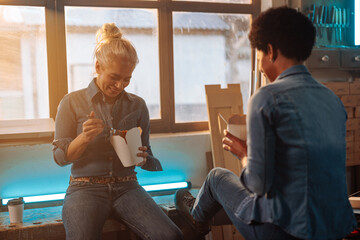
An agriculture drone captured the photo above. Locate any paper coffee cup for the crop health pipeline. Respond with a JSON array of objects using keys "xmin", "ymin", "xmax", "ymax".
[
  {"xmin": 7, "ymin": 197, "xmax": 24, "ymax": 224},
  {"xmin": 227, "ymin": 124, "xmax": 246, "ymax": 141},
  {"xmin": 227, "ymin": 114, "xmax": 247, "ymax": 141}
]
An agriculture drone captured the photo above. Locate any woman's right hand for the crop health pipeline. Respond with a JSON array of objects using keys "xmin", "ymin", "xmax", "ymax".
[
  {"xmin": 82, "ymin": 111, "xmax": 104, "ymax": 143},
  {"xmin": 66, "ymin": 111, "xmax": 104, "ymax": 161}
]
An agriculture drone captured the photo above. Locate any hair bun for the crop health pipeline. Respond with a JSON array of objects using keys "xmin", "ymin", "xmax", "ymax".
[
  {"xmin": 95, "ymin": 22, "xmax": 139, "ymax": 68},
  {"xmin": 101, "ymin": 23, "xmax": 123, "ymax": 41}
]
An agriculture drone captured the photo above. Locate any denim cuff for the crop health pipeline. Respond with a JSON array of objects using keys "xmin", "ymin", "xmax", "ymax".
[
  {"xmin": 52, "ymin": 137, "xmax": 73, "ymax": 166},
  {"xmin": 141, "ymin": 154, "xmax": 163, "ymax": 171}
]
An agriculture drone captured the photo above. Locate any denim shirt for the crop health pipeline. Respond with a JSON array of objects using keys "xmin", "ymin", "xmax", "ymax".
[
  {"xmin": 235, "ymin": 65, "xmax": 356, "ymax": 239},
  {"xmin": 53, "ymin": 79, "xmax": 162, "ymax": 177}
]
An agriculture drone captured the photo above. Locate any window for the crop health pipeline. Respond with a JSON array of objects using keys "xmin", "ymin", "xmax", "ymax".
[
  {"xmin": 0, "ymin": 0, "xmax": 260, "ymax": 133},
  {"xmin": 65, "ymin": 7, "xmax": 161, "ymax": 119},
  {"xmin": 0, "ymin": 5, "xmax": 48, "ymax": 120},
  {"xmin": 173, "ymin": 12, "xmax": 251, "ymax": 122}
]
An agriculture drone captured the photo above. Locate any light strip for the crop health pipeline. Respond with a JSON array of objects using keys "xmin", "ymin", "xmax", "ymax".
[
  {"xmin": 2, "ymin": 193, "xmax": 66, "ymax": 205},
  {"xmin": 142, "ymin": 181, "xmax": 189, "ymax": 192},
  {"xmin": 1, "ymin": 181, "xmax": 189, "ymax": 205},
  {"xmin": 356, "ymin": 0, "xmax": 360, "ymax": 45}
]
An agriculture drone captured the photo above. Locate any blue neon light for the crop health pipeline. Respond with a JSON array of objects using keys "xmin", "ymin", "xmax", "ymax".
[
  {"xmin": 1, "ymin": 181, "xmax": 189, "ymax": 205},
  {"xmin": 142, "ymin": 181, "xmax": 189, "ymax": 192},
  {"xmin": 356, "ymin": 0, "xmax": 360, "ymax": 45},
  {"xmin": 2, "ymin": 193, "xmax": 66, "ymax": 205}
]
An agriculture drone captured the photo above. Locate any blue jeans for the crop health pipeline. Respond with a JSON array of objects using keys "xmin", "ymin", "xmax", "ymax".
[
  {"xmin": 62, "ymin": 181, "xmax": 183, "ymax": 240},
  {"xmin": 192, "ymin": 168, "xmax": 302, "ymax": 240}
]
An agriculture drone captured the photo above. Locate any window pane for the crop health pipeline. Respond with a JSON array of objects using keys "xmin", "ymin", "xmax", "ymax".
[
  {"xmin": 0, "ymin": 6, "xmax": 48, "ymax": 120},
  {"xmin": 173, "ymin": 12, "xmax": 251, "ymax": 123},
  {"xmin": 65, "ymin": 7, "xmax": 161, "ymax": 119}
]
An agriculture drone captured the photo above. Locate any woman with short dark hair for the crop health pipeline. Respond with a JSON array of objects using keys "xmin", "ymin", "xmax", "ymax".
[{"xmin": 175, "ymin": 7, "xmax": 357, "ymax": 240}]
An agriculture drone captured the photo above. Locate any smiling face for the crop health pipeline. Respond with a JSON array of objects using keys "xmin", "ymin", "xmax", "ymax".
[{"xmin": 95, "ymin": 57, "xmax": 135, "ymax": 103}]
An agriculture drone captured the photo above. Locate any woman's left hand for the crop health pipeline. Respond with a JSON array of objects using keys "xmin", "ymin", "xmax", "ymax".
[
  {"xmin": 136, "ymin": 146, "xmax": 148, "ymax": 166},
  {"xmin": 222, "ymin": 130, "xmax": 247, "ymax": 160}
]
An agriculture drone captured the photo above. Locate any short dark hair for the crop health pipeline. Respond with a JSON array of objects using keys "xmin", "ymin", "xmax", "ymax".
[{"xmin": 248, "ymin": 7, "xmax": 316, "ymax": 61}]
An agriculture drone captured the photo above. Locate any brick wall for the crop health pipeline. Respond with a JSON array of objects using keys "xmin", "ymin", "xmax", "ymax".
[{"xmin": 323, "ymin": 78, "xmax": 360, "ymax": 166}]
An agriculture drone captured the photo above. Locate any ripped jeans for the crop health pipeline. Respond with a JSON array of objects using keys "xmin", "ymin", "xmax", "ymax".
[{"xmin": 62, "ymin": 181, "xmax": 183, "ymax": 240}]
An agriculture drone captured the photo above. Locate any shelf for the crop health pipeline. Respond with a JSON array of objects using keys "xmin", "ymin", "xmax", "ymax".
[{"xmin": 0, "ymin": 119, "xmax": 55, "ymax": 146}]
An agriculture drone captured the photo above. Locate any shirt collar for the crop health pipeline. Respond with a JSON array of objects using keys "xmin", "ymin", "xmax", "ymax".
[
  {"xmin": 276, "ymin": 64, "xmax": 310, "ymax": 81},
  {"xmin": 87, "ymin": 78, "xmax": 134, "ymax": 102}
]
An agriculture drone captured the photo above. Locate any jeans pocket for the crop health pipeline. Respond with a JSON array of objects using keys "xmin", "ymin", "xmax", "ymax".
[{"xmin": 66, "ymin": 181, "xmax": 91, "ymax": 196}]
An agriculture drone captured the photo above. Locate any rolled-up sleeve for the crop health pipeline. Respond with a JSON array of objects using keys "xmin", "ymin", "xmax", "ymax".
[
  {"xmin": 240, "ymin": 88, "xmax": 276, "ymax": 196},
  {"xmin": 138, "ymin": 100, "xmax": 162, "ymax": 171},
  {"xmin": 52, "ymin": 95, "xmax": 76, "ymax": 166}
]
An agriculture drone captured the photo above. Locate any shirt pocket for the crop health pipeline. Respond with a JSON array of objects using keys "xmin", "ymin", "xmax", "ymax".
[{"xmin": 117, "ymin": 110, "xmax": 141, "ymax": 130}]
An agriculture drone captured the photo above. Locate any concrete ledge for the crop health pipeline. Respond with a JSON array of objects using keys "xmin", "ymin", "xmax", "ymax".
[
  {"xmin": 0, "ymin": 189, "xmax": 232, "ymax": 240},
  {"xmin": 0, "ymin": 190, "xmax": 191, "ymax": 240},
  {"xmin": 0, "ymin": 205, "xmax": 133, "ymax": 240}
]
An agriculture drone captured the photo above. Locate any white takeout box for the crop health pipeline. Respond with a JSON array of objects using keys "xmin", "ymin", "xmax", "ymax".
[{"xmin": 110, "ymin": 127, "xmax": 143, "ymax": 167}]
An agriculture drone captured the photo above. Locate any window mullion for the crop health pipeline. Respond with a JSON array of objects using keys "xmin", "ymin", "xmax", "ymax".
[
  {"xmin": 249, "ymin": 0, "xmax": 261, "ymax": 96},
  {"xmin": 156, "ymin": 0, "xmax": 174, "ymax": 132},
  {"xmin": 169, "ymin": 1, "xmax": 256, "ymax": 14},
  {"xmin": 45, "ymin": 0, "xmax": 68, "ymax": 119},
  {"xmin": 0, "ymin": 0, "xmax": 46, "ymax": 7},
  {"xmin": 64, "ymin": 0, "xmax": 161, "ymax": 8}
]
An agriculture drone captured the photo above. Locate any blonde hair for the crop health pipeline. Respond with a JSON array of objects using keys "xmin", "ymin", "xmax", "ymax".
[{"xmin": 95, "ymin": 23, "xmax": 139, "ymax": 68}]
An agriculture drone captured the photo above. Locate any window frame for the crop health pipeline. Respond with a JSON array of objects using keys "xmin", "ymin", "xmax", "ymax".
[{"xmin": 0, "ymin": 0, "xmax": 260, "ymax": 135}]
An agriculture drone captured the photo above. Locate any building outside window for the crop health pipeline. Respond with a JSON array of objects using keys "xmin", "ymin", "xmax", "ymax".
[
  {"xmin": 0, "ymin": 6, "xmax": 48, "ymax": 120},
  {"xmin": 173, "ymin": 12, "xmax": 251, "ymax": 122}
]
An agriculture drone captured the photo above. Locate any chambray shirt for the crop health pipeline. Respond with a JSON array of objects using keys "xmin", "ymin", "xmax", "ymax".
[
  {"xmin": 236, "ymin": 65, "xmax": 357, "ymax": 239},
  {"xmin": 53, "ymin": 79, "xmax": 162, "ymax": 177}
]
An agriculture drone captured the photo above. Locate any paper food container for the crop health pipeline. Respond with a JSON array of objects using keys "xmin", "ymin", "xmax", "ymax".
[{"xmin": 110, "ymin": 127, "xmax": 143, "ymax": 167}]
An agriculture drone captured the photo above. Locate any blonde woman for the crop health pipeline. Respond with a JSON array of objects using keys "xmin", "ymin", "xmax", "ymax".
[{"xmin": 53, "ymin": 23, "xmax": 183, "ymax": 240}]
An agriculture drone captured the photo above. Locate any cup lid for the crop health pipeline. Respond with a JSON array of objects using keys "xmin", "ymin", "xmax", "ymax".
[{"xmin": 7, "ymin": 197, "xmax": 24, "ymax": 206}]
